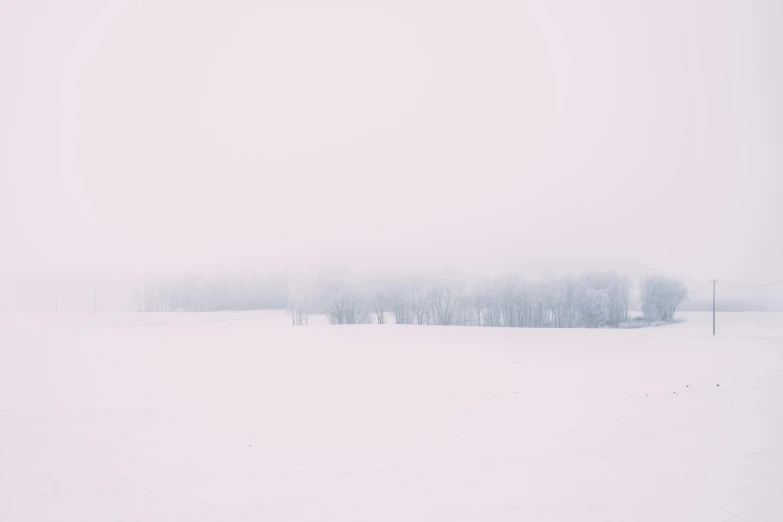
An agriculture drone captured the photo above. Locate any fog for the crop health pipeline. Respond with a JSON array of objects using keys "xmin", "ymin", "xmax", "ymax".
[
  {"xmin": 3, "ymin": 5, "xmax": 783, "ymax": 519},
  {"xmin": 2, "ymin": 0, "xmax": 781, "ymax": 308}
]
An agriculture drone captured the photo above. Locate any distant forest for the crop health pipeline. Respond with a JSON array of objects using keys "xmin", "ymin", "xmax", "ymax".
[
  {"xmin": 678, "ymin": 299, "xmax": 769, "ymax": 312},
  {"xmin": 135, "ymin": 276, "xmax": 289, "ymax": 312},
  {"xmin": 137, "ymin": 272, "xmax": 688, "ymax": 329}
]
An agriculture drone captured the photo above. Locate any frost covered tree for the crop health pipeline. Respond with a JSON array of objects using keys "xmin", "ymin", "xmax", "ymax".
[
  {"xmin": 572, "ymin": 272, "xmax": 629, "ymax": 327},
  {"xmin": 581, "ymin": 289, "xmax": 611, "ymax": 327},
  {"xmin": 640, "ymin": 276, "xmax": 688, "ymax": 322}
]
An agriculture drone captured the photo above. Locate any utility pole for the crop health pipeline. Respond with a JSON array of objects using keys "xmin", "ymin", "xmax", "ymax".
[{"xmin": 710, "ymin": 279, "xmax": 718, "ymax": 335}]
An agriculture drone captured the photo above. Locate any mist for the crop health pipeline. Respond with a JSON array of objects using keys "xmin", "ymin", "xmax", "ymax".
[
  {"xmin": 2, "ymin": 0, "xmax": 781, "ymax": 307},
  {"xmin": 4, "ymin": 4, "xmax": 783, "ymax": 520}
]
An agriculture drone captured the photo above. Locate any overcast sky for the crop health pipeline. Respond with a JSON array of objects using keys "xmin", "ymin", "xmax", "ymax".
[{"xmin": 1, "ymin": 0, "xmax": 781, "ymax": 296}]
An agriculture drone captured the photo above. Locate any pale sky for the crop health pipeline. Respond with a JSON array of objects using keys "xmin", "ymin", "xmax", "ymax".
[{"xmin": 1, "ymin": 0, "xmax": 781, "ymax": 297}]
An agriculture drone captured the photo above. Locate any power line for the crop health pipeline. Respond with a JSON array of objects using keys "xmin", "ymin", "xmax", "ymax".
[
  {"xmin": 719, "ymin": 280, "xmax": 783, "ymax": 288},
  {"xmin": 710, "ymin": 277, "xmax": 782, "ymax": 337}
]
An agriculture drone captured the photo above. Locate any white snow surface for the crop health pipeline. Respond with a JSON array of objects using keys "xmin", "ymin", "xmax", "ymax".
[{"xmin": 1, "ymin": 311, "xmax": 781, "ymax": 521}]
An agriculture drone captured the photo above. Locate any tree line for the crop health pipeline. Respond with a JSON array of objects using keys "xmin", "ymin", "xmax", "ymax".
[
  {"xmin": 136, "ymin": 271, "xmax": 687, "ymax": 328},
  {"xmin": 134, "ymin": 275, "xmax": 288, "ymax": 312},
  {"xmin": 295, "ymin": 272, "xmax": 687, "ymax": 328}
]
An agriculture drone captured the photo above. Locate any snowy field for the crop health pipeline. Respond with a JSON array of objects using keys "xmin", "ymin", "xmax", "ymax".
[{"xmin": 1, "ymin": 311, "xmax": 781, "ymax": 521}]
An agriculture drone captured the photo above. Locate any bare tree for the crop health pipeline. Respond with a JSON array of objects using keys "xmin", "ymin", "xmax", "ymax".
[
  {"xmin": 372, "ymin": 292, "xmax": 387, "ymax": 324},
  {"xmin": 291, "ymin": 306, "xmax": 307, "ymax": 326},
  {"xmin": 391, "ymin": 290, "xmax": 412, "ymax": 324},
  {"xmin": 327, "ymin": 292, "xmax": 368, "ymax": 325},
  {"xmin": 477, "ymin": 279, "xmax": 501, "ymax": 327},
  {"xmin": 412, "ymin": 287, "xmax": 430, "ymax": 325},
  {"xmin": 427, "ymin": 285, "xmax": 463, "ymax": 326}
]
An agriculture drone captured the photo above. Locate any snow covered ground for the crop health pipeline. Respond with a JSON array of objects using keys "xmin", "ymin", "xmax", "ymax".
[{"xmin": 1, "ymin": 311, "xmax": 781, "ymax": 521}]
